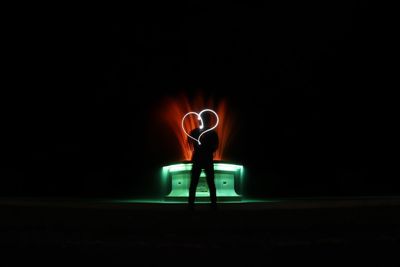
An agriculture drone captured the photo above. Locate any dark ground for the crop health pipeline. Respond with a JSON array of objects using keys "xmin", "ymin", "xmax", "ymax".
[{"xmin": 1, "ymin": 197, "xmax": 399, "ymax": 266}]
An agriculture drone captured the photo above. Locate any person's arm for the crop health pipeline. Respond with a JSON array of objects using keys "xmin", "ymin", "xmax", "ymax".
[
  {"xmin": 188, "ymin": 128, "xmax": 198, "ymax": 151},
  {"xmin": 188, "ymin": 135, "xmax": 194, "ymax": 151}
]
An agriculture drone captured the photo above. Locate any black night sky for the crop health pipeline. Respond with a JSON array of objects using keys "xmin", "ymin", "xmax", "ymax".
[{"xmin": 3, "ymin": 2, "xmax": 393, "ymax": 198}]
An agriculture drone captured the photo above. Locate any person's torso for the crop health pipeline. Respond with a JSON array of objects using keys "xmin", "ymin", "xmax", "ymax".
[{"xmin": 190, "ymin": 129, "xmax": 218, "ymax": 162}]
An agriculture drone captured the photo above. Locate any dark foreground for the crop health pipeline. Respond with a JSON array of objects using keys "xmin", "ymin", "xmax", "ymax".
[{"xmin": 1, "ymin": 197, "xmax": 400, "ymax": 266}]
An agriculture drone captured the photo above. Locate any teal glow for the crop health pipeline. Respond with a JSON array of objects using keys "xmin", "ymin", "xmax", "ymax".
[
  {"xmin": 161, "ymin": 162, "xmax": 245, "ymax": 201},
  {"xmin": 110, "ymin": 198, "xmax": 276, "ymax": 204},
  {"xmin": 164, "ymin": 164, "xmax": 193, "ymax": 172},
  {"xmin": 214, "ymin": 163, "xmax": 243, "ymax": 172},
  {"xmin": 162, "ymin": 163, "xmax": 243, "ymax": 173}
]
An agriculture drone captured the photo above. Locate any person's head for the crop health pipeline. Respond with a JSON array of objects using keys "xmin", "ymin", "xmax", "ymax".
[{"xmin": 200, "ymin": 112, "xmax": 214, "ymax": 128}]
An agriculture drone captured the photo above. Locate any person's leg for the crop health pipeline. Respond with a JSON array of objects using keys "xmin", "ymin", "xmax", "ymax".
[
  {"xmin": 189, "ymin": 164, "xmax": 201, "ymax": 208},
  {"xmin": 204, "ymin": 163, "xmax": 217, "ymax": 207}
]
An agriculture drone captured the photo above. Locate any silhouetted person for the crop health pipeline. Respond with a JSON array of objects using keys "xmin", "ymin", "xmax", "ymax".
[{"xmin": 187, "ymin": 112, "xmax": 219, "ymax": 210}]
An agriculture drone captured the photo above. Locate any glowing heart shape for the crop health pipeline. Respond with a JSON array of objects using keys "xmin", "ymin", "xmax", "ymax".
[{"xmin": 181, "ymin": 109, "xmax": 219, "ymax": 145}]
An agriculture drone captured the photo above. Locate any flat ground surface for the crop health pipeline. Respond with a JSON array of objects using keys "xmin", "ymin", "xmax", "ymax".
[{"xmin": 1, "ymin": 197, "xmax": 400, "ymax": 266}]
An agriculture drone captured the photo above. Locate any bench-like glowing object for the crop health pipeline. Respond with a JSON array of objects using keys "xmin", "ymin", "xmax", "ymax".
[{"xmin": 161, "ymin": 162, "xmax": 244, "ymax": 201}]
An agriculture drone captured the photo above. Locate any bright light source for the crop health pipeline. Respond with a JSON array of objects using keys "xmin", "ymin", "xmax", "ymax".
[{"xmin": 161, "ymin": 162, "xmax": 244, "ymax": 201}]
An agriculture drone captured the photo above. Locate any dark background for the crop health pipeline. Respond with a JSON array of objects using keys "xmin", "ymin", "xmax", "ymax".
[{"xmin": 3, "ymin": 2, "xmax": 393, "ymax": 198}]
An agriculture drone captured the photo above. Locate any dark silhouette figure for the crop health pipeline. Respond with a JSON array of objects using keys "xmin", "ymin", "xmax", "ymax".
[{"xmin": 187, "ymin": 113, "xmax": 219, "ymax": 210}]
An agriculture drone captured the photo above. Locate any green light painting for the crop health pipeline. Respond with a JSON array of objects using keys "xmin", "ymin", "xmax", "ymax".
[{"xmin": 161, "ymin": 162, "xmax": 244, "ymax": 201}]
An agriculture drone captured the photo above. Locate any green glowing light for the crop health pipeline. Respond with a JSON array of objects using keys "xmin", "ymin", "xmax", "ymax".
[
  {"xmin": 162, "ymin": 163, "xmax": 243, "ymax": 173},
  {"xmin": 161, "ymin": 162, "xmax": 245, "ymax": 201}
]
